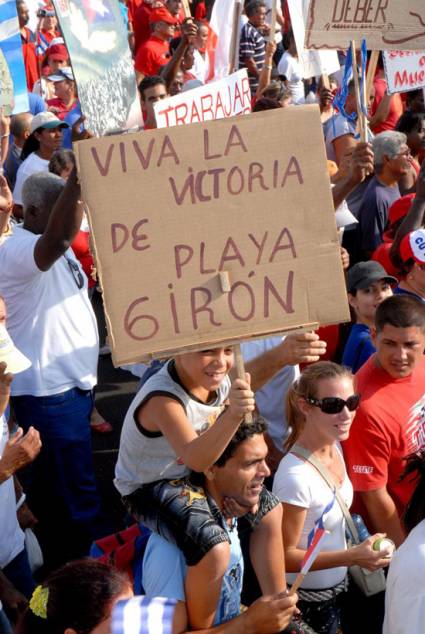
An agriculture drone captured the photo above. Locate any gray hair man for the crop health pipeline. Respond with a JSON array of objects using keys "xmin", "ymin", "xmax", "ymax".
[{"xmin": 357, "ymin": 131, "xmax": 411, "ymax": 257}]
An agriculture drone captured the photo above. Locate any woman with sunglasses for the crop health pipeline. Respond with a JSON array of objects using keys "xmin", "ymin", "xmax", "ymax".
[{"xmin": 273, "ymin": 361, "xmax": 389, "ymax": 634}]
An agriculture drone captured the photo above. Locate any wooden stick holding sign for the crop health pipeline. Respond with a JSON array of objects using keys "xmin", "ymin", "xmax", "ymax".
[
  {"xmin": 267, "ymin": 0, "xmax": 277, "ymax": 43},
  {"xmin": 351, "ymin": 41, "xmax": 367, "ymax": 143},
  {"xmin": 229, "ymin": 0, "xmax": 243, "ymax": 74},
  {"xmin": 366, "ymin": 50, "xmax": 379, "ymax": 106},
  {"xmin": 181, "ymin": 0, "xmax": 191, "ymax": 19},
  {"xmin": 219, "ymin": 271, "xmax": 253, "ymax": 424}
]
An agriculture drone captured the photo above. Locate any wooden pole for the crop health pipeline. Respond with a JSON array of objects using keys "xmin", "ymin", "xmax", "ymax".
[
  {"xmin": 365, "ymin": 50, "xmax": 379, "ymax": 106},
  {"xmin": 350, "ymin": 40, "xmax": 366, "ymax": 143},
  {"xmin": 233, "ymin": 344, "xmax": 253, "ymax": 424},
  {"xmin": 228, "ymin": 0, "xmax": 242, "ymax": 74},
  {"xmin": 268, "ymin": 0, "xmax": 277, "ymax": 43},
  {"xmin": 218, "ymin": 271, "xmax": 253, "ymax": 424},
  {"xmin": 320, "ymin": 74, "xmax": 330, "ymax": 90},
  {"xmin": 181, "ymin": 0, "xmax": 191, "ymax": 19}
]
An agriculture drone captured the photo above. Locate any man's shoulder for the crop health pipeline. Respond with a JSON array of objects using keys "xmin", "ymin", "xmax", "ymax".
[{"xmin": 142, "ymin": 533, "xmax": 186, "ymax": 601}]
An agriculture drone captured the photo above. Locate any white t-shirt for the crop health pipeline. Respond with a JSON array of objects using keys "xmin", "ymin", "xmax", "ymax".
[
  {"xmin": 192, "ymin": 49, "xmax": 209, "ymax": 83},
  {"xmin": 241, "ymin": 337, "xmax": 298, "ymax": 450},
  {"xmin": 0, "ymin": 414, "xmax": 25, "ymax": 568},
  {"xmin": 277, "ymin": 51, "xmax": 305, "ymax": 105},
  {"xmin": 273, "ymin": 447, "xmax": 353, "ymax": 589},
  {"xmin": 0, "ymin": 226, "xmax": 99, "ymax": 396},
  {"xmin": 13, "ymin": 153, "xmax": 49, "ymax": 206},
  {"xmin": 384, "ymin": 520, "xmax": 425, "ymax": 634}
]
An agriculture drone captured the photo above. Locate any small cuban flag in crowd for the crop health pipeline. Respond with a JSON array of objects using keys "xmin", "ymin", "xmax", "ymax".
[
  {"xmin": 112, "ymin": 596, "xmax": 177, "ymax": 634},
  {"xmin": 300, "ymin": 493, "xmax": 336, "ymax": 576}
]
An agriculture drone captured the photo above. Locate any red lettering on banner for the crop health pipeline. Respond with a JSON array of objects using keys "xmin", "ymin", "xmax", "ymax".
[
  {"xmin": 200, "ymin": 93, "xmax": 214, "ymax": 120},
  {"xmin": 91, "ymin": 144, "xmax": 114, "ymax": 176},
  {"xmin": 175, "ymin": 103, "xmax": 188, "ymax": 125},
  {"xmin": 190, "ymin": 100, "xmax": 201, "ymax": 124}
]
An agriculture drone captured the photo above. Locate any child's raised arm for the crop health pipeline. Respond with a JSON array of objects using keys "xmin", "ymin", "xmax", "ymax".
[{"xmin": 139, "ymin": 375, "xmax": 255, "ymax": 472}]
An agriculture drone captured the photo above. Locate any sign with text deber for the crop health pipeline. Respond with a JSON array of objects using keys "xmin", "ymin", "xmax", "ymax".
[
  {"xmin": 305, "ymin": 1, "xmax": 425, "ymax": 51},
  {"xmin": 74, "ymin": 107, "xmax": 349, "ymax": 366}
]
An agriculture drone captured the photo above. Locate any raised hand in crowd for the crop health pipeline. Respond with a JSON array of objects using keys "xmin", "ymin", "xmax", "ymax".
[
  {"xmin": 71, "ymin": 115, "xmax": 94, "ymax": 143},
  {"xmin": 0, "ymin": 106, "xmax": 10, "ymax": 167},
  {"xmin": 239, "ymin": 591, "xmax": 298, "ymax": 634},
  {"xmin": 0, "ymin": 425, "xmax": 41, "ymax": 483},
  {"xmin": 332, "ymin": 141, "xmax": 374, "ymax": 210}
]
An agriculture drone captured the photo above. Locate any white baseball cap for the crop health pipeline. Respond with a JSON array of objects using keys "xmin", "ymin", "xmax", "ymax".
[{"xmin": 0, "ymin": 325, "xmax": 31, "ymax": 374}]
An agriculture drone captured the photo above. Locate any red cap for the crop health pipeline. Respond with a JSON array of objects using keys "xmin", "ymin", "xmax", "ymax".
[
  {"xmin": 149, "ymin": 6, "xmax": 177, "ymax": 24},
  {"xmin": 47, "ymin": 43, "xmax": 68, "ymax": 61},
  {"xmin": 388, "ymin": 194, "xmax": 415, "ymax": 226},
  {"xmin": 399, "ymin": 229, "xmax": 425, "ymax": 264}
]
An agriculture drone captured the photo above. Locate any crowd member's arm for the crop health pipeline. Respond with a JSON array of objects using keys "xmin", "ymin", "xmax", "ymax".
[
  {"xmin": 161, "ymin": 20, "xmax": 198, "ymax": 91},
  {"xmin": 140, "ymin": 376, "xmax": 254, "ymax": 472},
  {"xmin": 33, "ymin": 166, "xmax": 82, "ymax": 271},
  {"xmin": 0, "ymin": 569, "xmax": 27, "ymax": 618},
  {"xmin": 331, "ymin": 141, "xmax": 374, "ymax": 210},
  {"xmin": 359, "ymin": 488, "xmax": 405, "ymax": 547},
  {"xmin": 0, "ymin": 173, "xmax": 12, "ymax": 238},
  {"xmin": 368, "ymin": 91, "xmax": 392, "ymax": 131},
  {"xmin": 255, "ymin": 40, "xmax": 276, "ymax": 100},
  {"xmin": 239, "ymin": 332, "xmax": 327, "ymax": 393},
  {"xmin": 281, "ymin": 502, "xmax": 390, "ymax": 572},
  {"xmin": 175, "ymin": 593, "xmax": 298, "ymax": 633},
  {"xmin": 390, "ymin": 161, "xmax": 425, "ymax": 269}
]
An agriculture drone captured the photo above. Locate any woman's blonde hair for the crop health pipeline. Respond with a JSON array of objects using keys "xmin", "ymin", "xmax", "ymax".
[{"xmin": 284, "ymin": 361, "xmax": 353, "ymax": 452}]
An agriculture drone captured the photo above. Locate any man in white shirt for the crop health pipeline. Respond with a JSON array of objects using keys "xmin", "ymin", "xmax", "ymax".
[{"xmin": 0, "ymin": 169, "xmax": 101, "ymax": 568}]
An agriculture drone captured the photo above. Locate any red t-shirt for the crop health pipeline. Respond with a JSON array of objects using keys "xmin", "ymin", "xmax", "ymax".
[
  {"xmin": 134, "ymin": 35, "xmax": 170, "ymax": 76},
  {"xmin": 343, "ymin": 356, "xmax": 425, "ymax": 518},
  {"xmin": 46, "ymin": 97, "xmax": 77, "ymax": 120},
  {"xmin": 72, "ymin": 230, "xmax": 95, "ymax": 288},
  {"xmin": 133, "ymin": 1, "xmax": 155, "ymax": 53},
  {"xmin": 370, "ymin": 77, "xmax": 404, "ymax": 134},
  {"xmin": 21, "ymin": 27, "xmax": 39, "ymax": 91}
]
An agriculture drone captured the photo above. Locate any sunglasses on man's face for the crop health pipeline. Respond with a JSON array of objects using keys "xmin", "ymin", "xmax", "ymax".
[{"xmin": 305, "ymin": 394, "xmax": 361, "ymax": 414}]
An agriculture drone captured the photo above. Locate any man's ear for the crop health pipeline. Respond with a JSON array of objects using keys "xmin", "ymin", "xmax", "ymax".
[
  {"xmin": 370, "ymin": 326, "xmax": 377, "ymax": 347},
  {"xmin": 25, "ymin": 204, "xmax": 38, "ymax": 219},
  {"xmin": 347, "ymin": 292, "xmax": 357, "ymax": 309}
]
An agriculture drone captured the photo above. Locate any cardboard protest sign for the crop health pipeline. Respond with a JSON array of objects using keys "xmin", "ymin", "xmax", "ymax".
[
  {"xmin": 52, "ymin": 0, "xmax": 142, "ymax": 136},
  {"xmin": 383, "ymin": 50, "xmax": 425, "ymax": 94},
  {"xmin": 0, "ymin": 0, "xmax": 29, "ymax": 114},
  {"xmin": 305, "ymin": 1, "xmax": 425, "ymax": 51},
  {"xmin": 287, "ymin": 0, "xmax": 340, "ymax": 79},
  {"xmin": 154, "ymin": 70, "xmax": 251, "ymax": 128},
  {"xmin": 74, "ymin": 106, "xmax": 349, "ymax": 366}
]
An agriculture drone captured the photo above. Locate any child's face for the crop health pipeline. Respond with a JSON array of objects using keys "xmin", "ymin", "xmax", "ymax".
[
  {"xmin": 348, "ymin": 280, "xmax": 393, "ymax": 323},
  {"xmin": 177, "ymin": 347, "xmax": 234, "ymax": 392}
]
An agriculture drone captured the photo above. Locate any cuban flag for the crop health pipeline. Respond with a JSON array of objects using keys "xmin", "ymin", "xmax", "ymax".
[
  {"xmin": 112, "ymin": 596, "xmax": 177, "ymax": 634},
  {"xmin": 205, "ymin": 0, "xmax": 236, "ymax": 81},
  {"xmin": 300, "ymin": 493, "xmax": 335, "ymax": 576}
]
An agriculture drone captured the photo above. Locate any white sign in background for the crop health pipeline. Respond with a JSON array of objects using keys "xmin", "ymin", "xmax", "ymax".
[
  {"xmin": 154, "ymin": 69, "xmax": 251, "ymax": 129},
  {"xmin": 287, "ymin": 0, "xmax": 340, "ymax": 80},
  {"xmin": 383, "ymin": 51, "xmax": 425, "ymax": 95}
]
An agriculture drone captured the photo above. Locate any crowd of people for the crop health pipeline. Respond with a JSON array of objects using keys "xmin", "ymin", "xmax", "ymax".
[{"xmin": 1, "ymin": 0, "xmax": 425, "ymax": 632}]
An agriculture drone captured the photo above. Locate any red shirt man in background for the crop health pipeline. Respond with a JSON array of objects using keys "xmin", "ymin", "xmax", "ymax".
[
  {"xmin": 343, "ymin": 295, "xmax": 425, "ymax": 547},
  {"xmin": 17, "ymin": 0, "xmax": 39, "ymax": 90},
  {"xmin": 134, "ymin": 6, "xmax": 177, "ymax": 81}
]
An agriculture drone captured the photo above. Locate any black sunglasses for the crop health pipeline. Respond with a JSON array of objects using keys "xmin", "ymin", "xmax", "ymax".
[
  {"xmin": 305, "ymin": 394, "xmax": 361, "ymax": 414},
  {"xmin": 64, "ymin": 255, "xmax": 84, "ymax": 290}
]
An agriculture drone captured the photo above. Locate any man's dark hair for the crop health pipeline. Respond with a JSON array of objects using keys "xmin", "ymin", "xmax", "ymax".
[
  {"xmin": 214, "ymin": 415, "xmax": 267, "ymax": 467},
  {"xmin": 245, "ymin": 0, "xmax": 265, "ymax": 18},
  {"xmin": 396, "ymin": 110, "xmax": 425, "ymax": 136},
  {"xmin": 138, "ymin": 75, "xmax": 166, "ymax": 100},
  {"xmin": 49, "ymin": 149, "xmax": 75, "ymax": 177},
  {"xmin": 375, "ymin": 295, "xmax": 425, "ymax": 333}
]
